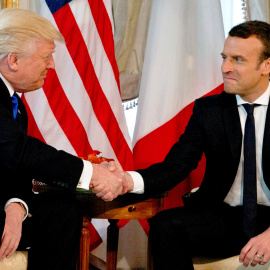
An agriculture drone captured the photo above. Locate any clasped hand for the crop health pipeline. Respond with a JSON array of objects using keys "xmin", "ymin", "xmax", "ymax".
[{"xmin": 90, "ymin": 161, "xmax": 132, "ymax": 201}]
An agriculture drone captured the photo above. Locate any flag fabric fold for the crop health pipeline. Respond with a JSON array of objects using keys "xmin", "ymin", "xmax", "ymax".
[{"xmin": 133, "ymin": 0, "xmax": 225, "ymax": 213}]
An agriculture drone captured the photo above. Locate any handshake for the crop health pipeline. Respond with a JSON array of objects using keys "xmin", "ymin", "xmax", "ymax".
[{"xmin": 90, "ymin": 161, "xmax": 134, "ymax": 201}]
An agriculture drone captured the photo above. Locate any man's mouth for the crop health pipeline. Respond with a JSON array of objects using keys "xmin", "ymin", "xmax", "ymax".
[{"xmin": 223, "ymin": 76, "xmax": 236, "ymax": 82}]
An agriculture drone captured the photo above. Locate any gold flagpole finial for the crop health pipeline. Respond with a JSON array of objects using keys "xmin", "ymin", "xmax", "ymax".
[{"xmin": 1, "ymin": 0, "xmax": 19, "ymax": 9}]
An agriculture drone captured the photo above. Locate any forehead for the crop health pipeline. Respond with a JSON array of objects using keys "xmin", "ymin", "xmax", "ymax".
[
  {"xmin": 35, "ymin": 39, "xmax": 55, "ymax": 53},
  {"xmin": 222, "ymin": 36, "xmax": 263, "ymax": 58}
]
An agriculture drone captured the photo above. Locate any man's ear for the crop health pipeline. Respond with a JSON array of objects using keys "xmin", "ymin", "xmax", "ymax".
[
  {"xmin": 7, "ymin": 53, "xmax": 19, "ymax": 71},
  {"xmin": 262, "ymin": 57, "xmax": 270, "ymax": 75}
]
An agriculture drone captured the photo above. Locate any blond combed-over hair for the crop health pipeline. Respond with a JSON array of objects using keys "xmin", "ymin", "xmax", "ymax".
[{"xmin": 0, "ymin": 8, "xmax": 64, "ymax": 60}]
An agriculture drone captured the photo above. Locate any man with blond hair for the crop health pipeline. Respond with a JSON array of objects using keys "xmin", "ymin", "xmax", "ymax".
[{"xmin": 0, "ymin": 8, "xmax": 126, "ymax": 270}]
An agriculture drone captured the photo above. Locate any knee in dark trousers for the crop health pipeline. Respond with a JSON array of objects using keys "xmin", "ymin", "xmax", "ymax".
[
  {"xmin": 149, "ymin": 207, "xmax": 194, "ymax": 270},
  {"xmin": 25, "ymin": 192, "xmax": 83, "ymax": 270}
]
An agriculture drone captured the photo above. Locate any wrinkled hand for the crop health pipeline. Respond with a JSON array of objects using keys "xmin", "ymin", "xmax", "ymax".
[
  {"xmin": 239, "ymin": 227, "xmax": 270, "ymax": 267},
  {"xmin": 0, "ymin": 203, "xmax": 25, "ymax": 261},
  {"xmin": 90, "ymin": 161, "xmax": 134, "ymax": 201},
  {"xmin": 90, "ymin": 162, "xmax": 125, "ymax": 201}
]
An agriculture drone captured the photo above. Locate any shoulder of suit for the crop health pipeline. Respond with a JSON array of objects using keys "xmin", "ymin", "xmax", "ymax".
[
  {"xmin": 195, "ymin": 91, "xmax": 235, "ymax": 107},
  {"xmin": 0, "ymin": 77, "xmax": 11, "ymax": 97}
]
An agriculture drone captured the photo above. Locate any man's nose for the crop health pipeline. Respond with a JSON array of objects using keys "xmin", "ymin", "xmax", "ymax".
[
  {"xmin": 47, "ymin": 55, "xmax": 55, "ymax": 70},
  {"xmin": 221, "ymin": 59, "xmax": 233, "ymax": 73}
]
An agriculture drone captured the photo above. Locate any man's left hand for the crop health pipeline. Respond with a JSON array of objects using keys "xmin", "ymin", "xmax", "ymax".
[
  {"xmin": 0, "ymin": 203, "xmax": 25, "ymax": 261},
  {"xmin": 239, "ymin": 227, "xmax": 270, "ymax": 267}
]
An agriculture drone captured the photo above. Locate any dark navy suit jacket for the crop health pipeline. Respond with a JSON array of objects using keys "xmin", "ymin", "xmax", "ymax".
[
  {"xmin": 138, "ymin": 91, "xmax": 270, "ymax": 206},
  {"xmin": 0, "ymin": 78, "xmax": 83, "ymax": 211}
]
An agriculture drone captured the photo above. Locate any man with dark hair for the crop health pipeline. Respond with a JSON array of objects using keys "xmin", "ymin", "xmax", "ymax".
[
  {"xmin": 94, "ymin": 20, "xmax": 270, "ymax": 269},
  {"xmin": 229, "ymin": 20, "xmax": 270, "ymax": 63}
]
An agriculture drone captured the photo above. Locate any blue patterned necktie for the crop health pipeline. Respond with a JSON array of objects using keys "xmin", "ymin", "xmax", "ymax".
[
  {"xmin": 11, "ymin": 94, "xmax": 19, "ymax": 119},
  {"xmin": 242, "ymin": 103, "xmax": 257, "ymax": 238}
]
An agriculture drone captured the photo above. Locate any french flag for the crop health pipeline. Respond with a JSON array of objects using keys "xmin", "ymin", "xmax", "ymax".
[{"xmin": 133, "ymin": 0, "xmax": 225, "ymax": 233}]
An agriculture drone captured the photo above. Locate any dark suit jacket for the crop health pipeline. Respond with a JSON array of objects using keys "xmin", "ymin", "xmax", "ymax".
[
  {"xmin": 0, "ymin": 78, "xmax": 83, "ymax": 211},
  {"xmin": 137, "ymin": 91, "xmax": 270, "ymax": 206}
]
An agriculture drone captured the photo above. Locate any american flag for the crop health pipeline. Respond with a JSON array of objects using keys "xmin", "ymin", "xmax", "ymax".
[{"xmin": 22, "ymin": 0, "xmax": 133, "ymax": 250}]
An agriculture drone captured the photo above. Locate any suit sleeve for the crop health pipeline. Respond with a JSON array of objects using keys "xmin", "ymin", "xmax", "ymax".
[
  {"xmin": 137, "ymin": 99, "xmax": 206, "ymax": 195},
  {"xmin": 0, "ymin": 102, "xmax": 84, "ymax": 192}
]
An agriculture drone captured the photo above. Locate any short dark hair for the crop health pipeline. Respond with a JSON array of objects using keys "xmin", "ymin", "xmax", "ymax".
[{"xmin": 229, "ymin": 20, "xmax": 270, "ymax": 63}]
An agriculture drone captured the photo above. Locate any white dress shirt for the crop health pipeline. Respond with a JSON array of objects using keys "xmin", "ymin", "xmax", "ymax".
[{"xmin": 224, "ymin": 84, "xmax": 270, "ymax": 206}]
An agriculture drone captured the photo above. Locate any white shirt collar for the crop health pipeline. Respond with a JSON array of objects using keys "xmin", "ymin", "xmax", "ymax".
[
  {"xmin": 0, "ymin": 73, "xmax": 15, "ymax": 97},
  {"xmin": 236, "ymin": 83, "xmax": 270, "ymax": 106}
]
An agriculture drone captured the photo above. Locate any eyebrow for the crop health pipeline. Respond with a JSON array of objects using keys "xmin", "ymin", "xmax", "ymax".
[{"xmin": 221, "ymin": 53, "xmax": 245, "ymax": 59}]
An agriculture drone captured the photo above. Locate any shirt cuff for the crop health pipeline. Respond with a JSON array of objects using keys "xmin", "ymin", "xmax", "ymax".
[
  {"xmin": 5, "ymin": 198, "xmax": 29, "ymax": 221},
  {"xmin": 77, "ymin": 160, "xmax": 92, "ymax": 190},
  {"xmin": 127, "ymin": 171, "xmax": 144, "ymax": 194}
]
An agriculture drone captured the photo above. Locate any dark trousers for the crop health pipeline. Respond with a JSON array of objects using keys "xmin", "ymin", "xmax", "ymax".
[
  {"xmin": 149, "ymin": 203, "xmax": 270, "ymax": 270},
  {"xmin": 0, "ymin": 192, "xmax": 83, "ymax": 270}
]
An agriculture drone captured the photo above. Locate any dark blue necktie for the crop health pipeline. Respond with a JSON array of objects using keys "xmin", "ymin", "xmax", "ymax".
[
  {"xmin": 11, "ymin": 94, "xmax": 18, "ymax": 119},
  {"xmin": 242, "ymin": 103, "xmax": 257, "ymax": 238}
]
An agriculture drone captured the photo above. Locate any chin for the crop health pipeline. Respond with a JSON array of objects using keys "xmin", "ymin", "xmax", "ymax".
[
  {"xmin": 224, "ymin": 85, "xmax": 238, "ymax": 95},
  {"xmin": 34, "ymin": 80, "xmax": 45, "ymax": 90},
  {"xmin": 26, "ymin": 84, "xmax": 44, "ymax": 92},
  {"xmin": 224, "ymin": 89, "xmax": 234, "ymax": 94}
]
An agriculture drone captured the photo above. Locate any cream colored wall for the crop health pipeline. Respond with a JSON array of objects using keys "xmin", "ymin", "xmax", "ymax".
[
  {"xmin": 18, "ymin": 0, "xmax": 40, "ymax": 12},
  {"xmin": 248, "ymin": 0, "xmax": 269, "ymax": 22}
]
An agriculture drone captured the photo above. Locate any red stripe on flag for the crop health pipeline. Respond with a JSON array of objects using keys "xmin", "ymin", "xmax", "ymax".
[
  {"xmin": 53, "ymin": 5, "xmax": 133, "ymax": 169},
  {"xmin": 139, "ymin": 219, "xmax": 150, "ymax": 235},
  {"xmin": 88, "ymin": 222, "xmax": 103, "ymax": 251},
  {"xmin": 42, "ymin": 70, "xmax": 93, "ymax": 157},
  {"xmin": 133, "ymin": 85, "xmax": 224, "ymax": 170},
  {"xmin": 21, "ymin": 95, "xmax": 46, "ymax": 143},
  {"xmin": 88, "ymin": 0, "xmax": 120, "ymax": 90}
]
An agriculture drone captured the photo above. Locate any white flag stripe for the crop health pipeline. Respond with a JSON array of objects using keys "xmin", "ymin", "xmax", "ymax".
[
  {"xmin": 133, "ymin": 0, "xmax": 224, "ymax": 145},
  {"xmin": 69, "ymin": 1, "xmax": 132, "ymax": 148},
  {"xmin": 69, "ymin": 0, "xmax": 119, "ymax": 102},
  {"xmin": 24, "ymin": 90, "xmax": 77, "ymax": 155},
  {"xmin": 33, "ymin": 1, "xmax": 120, "ymax": 160},
  {"xmin": 102, "ymin": 0, "xmax": 114, "ymax": 34},
  {"xmin": 53, "ymin": 41, "xmax": 119, "ymax": 160},
  {"xmin": 91, "ymin": 219, "xmax": 110, "ymax": 238},
  {"xmin": 40, "ymin": 0, "xmax": 57, "ymax": 29}
]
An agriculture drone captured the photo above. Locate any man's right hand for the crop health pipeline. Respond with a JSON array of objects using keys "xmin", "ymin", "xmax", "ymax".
[
  {"xmin": 90, "ymin": 161, "xmax": 134, "ymax": 201},
  {"xmin": 90, "ymin": 162, "xmax": 125, "ymax": 201},
  {"xmin": 106, "ymin": 161, "xmax": 134, "ymax": 194},
  {"xmin": 0, "ymin": 203, "xmax": 25, "ymax": 261}
]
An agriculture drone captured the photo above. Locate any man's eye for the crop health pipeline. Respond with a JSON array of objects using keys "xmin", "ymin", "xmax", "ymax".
[
  {"xmin": 43, "ymin": 54, "xmax": 53, "ymax": 60},
  {"xmin": 235, "ymin": 57, "xmax": 243, "ymax": 63}
]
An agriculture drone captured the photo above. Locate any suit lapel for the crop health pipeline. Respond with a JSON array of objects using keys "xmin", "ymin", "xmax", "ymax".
[
  {"xmin": 263, "ymin": 99, "xmax": 270, "ymax": 188},
  {"xmin": 0, "ymin": 77, "xmax": 13, "ymax": 117},
  {"xmin": 221, "ymin": 94, "xmax": 270, "ymax": 190},
  {"xmin": 14, "ymin": 92, "xmax": 28, "ymax": 130},
  {"xmin": 0, "ymin": 78, "xmax": 28, "ymax": 131},
  {"xmin": 221, "ymin": 92, "xmax": 242, "ymax": 173}
]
